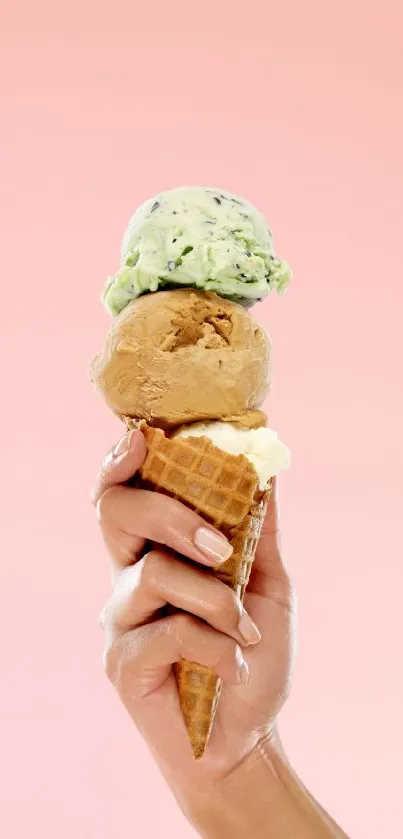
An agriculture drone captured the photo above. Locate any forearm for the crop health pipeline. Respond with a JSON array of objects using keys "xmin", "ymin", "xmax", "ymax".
[{"xmin": 184, "ymin": 734, "xmax": 350, "ymax": 839}]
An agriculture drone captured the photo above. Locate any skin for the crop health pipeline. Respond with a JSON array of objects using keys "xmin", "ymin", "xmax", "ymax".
[{"xmin": 92, "ymin": 430, "xmax": 350, "ymax": 838}]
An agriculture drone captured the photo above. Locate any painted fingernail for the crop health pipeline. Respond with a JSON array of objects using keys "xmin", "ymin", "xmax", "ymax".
[
  {"xmin": 194, "ymin": 528, "xmax": 233, "ymax": 563},
  {"xmin": 239, "ymin": 660, "xmax": 250, "ymax": 685},
  {"xmin": 235, "ymin": 650, "xmax": 250, "ymax": 685},
  {"xmin": 238, "ymin": 610, "xmax": 261, "ymax": 645},
  {"xmin": 112, "ymin": 432, "xmax": 132, "ymax": 459}
]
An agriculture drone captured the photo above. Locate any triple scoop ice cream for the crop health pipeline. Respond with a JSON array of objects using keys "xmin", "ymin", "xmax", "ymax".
[
  {"xmin": 91, "ymin": 185, "xmax": 291, "ymax": 759},
  {"xmin": 103, "ymin": 186, "xmax": 291, "ymax": 317}
]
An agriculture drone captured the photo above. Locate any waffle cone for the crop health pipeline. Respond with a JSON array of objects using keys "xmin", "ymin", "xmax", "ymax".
[{"xmin": 125, "ymin": 418, "xmax": 270, "ymax": 759}]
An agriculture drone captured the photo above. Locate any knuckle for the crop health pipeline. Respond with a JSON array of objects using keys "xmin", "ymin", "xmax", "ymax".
[
  {"xmin": 99, "ymin": 597, "xmax": 114, "ymax": 629},
  {"xmin": 139, "ymin": 550, "xmax": 164, "ymax": 589},
  {"xmin": 102, "ymin": 643, "xmax": 119, "ymax": 683},
  {"xmin": 102, "ymin": 636, "xmax": 138, "ymax": 696},
  {"xmin": 165, "ymin": 499, "xmax": 195, "ymax": 539},
  {"xmin": 210, "ymin": 583, "xmax": 242, "ymax": 628},
  {"xmin": 167, "ymin": 613, "xmax": 202, "ymax": 662},
  {"xmin": 96, "ymin": 486, "xmax": 117, "ymax": 524},
  {"xmin": 169, "ymin": 612, "xmax": 195, "ymax": 640},
  {"xmin": 212, "ymin": 635, "xmax": 238, "ymax": 670},
  {"xmin": 164, "ymin": 497, "xmax": 187, "ymax": 526},
  {"xmin": 98, "ymin": 588, "xmax": 118, "ymax": 628}
]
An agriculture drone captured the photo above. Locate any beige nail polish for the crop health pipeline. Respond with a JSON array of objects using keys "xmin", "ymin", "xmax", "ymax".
[
  {"xmin": 235, "ymin": 647, "xmax": 250, "ymax": 685},
  {"xmin": 194, "ymin": 527, "xmax": 233, "ymax": 563},
  {"xmin": 238, "ymin": 659, "xmax": 250, "ymax": 685},
  {"xmin": 238, "ymin": 611, "xmax": 261, "ymax": 645},
  {"xmin": 113, "ymin": 432, "xmax": 132, "ymax": 458}
]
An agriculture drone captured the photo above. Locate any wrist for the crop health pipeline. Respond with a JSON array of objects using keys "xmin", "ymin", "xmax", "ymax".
[
  {"xmin": 179, "ymin": 732, "xmax": 347, "ymax": 839},
  {"xmin": 180, "ymin": 731, "xmax": 287, "ymax": 839}
]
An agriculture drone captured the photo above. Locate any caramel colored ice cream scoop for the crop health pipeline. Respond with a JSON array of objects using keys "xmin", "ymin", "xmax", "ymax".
[{"xmin": 90, "ymin": 289, "xmax": 271, "ymax": 428}]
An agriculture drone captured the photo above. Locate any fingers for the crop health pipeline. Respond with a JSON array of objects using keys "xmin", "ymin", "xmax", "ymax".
[
  {"xmin": 92, "ymin": 430, "xmax": 233, "ymax": 573},
  {"xmin": 90, "ymin": 430, "xmax": 147, "ymax": 505},
  {"xmin": 101, "ymin": 549, "xmax": 261, "ymax": 647},
  {"xmin": 103, "ymin": 613, "xmax": 250, "ymax": 702},
  {"xmin": 97, "ymin": 485, "xmax": 233, "ymax": 571}
]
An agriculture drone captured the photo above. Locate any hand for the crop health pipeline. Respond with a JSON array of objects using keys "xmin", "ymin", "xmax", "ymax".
[{"xmin": 92, "ymin": 429, "xmax": 296, "ymax": 803}]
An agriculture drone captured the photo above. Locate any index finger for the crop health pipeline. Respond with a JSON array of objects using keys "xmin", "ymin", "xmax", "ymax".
[{"xmin": 90, "ymin": 430, "xmax": 147, "ymax": 505}]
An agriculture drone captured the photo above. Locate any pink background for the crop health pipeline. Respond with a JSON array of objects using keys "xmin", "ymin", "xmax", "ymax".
[{"xmin": 1, "ymin": 2, "xmax": 402, "ymax": 837}]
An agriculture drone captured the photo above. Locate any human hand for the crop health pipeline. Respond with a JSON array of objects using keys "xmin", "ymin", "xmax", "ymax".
[{"xmin": 92, "ymin": 429, "xmax": 295, "ymax": 803}]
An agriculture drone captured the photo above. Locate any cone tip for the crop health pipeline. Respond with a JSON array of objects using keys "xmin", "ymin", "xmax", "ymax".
[{"xmin": 191, "ymin": 742, "xmax": 207, "ymax": 760}]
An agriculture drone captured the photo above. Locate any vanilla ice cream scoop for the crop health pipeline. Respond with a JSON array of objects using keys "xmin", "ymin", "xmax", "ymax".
[
  {"xmin": 102, "ymin": 186, "xmax": 291, "ymax": 317},
  {"xmin": 174, "ymin": 421, "xmax": 290, "ymax": 489}
]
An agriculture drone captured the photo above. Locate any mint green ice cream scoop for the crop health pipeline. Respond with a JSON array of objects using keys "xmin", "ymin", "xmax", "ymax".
[{"xmin": 102, "ymin": 186, "xmax": 291, "ymax": 317}]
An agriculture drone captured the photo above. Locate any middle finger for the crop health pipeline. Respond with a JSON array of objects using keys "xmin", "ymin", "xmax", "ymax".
[{"xmin": 102, "ymin": 549, "xmax": 261, "ymax": 648}]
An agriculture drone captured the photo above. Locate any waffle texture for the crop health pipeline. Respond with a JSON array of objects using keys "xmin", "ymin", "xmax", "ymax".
[{"xmin": 125, "ymin": 418, "xmax": 270, "ymax": 759}]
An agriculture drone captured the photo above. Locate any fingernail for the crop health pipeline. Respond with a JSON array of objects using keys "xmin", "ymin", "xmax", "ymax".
[
  {"xmin": 239, "ymin": 660, "xmax": 250, "ymax": 685},
  {"xmin": 112, "ymin": 432, "xmax": 132, "ymax": 459},
  {"xmin": 236, "ymin": 653, "xmax": 250, "ymax": 685},
  {"xmin": 194, "ymin": 528, "xmax": 233, "ymax": 563},
  {"xmin": 238, "ymin": 610, "xmax": 261, "ymax": 645}
]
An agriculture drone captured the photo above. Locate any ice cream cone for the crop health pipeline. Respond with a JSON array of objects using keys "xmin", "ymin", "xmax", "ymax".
[{"xmin": 124, "ymin": 418, "xmax": 271, "ymax": 760}]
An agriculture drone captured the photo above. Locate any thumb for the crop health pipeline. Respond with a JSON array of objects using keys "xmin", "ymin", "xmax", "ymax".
[
  {"xmin": 253, "ymin": 478, "xmax": 290, "ymax": 587},
  {"xmin": 90, "ymin": 430, "xmax": 147, "ymax": 505}
]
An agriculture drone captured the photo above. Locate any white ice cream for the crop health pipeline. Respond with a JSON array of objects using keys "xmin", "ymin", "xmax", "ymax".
[{"xmin": 174, "ymin": 421, "xmax": 290, "ymax": 489}]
